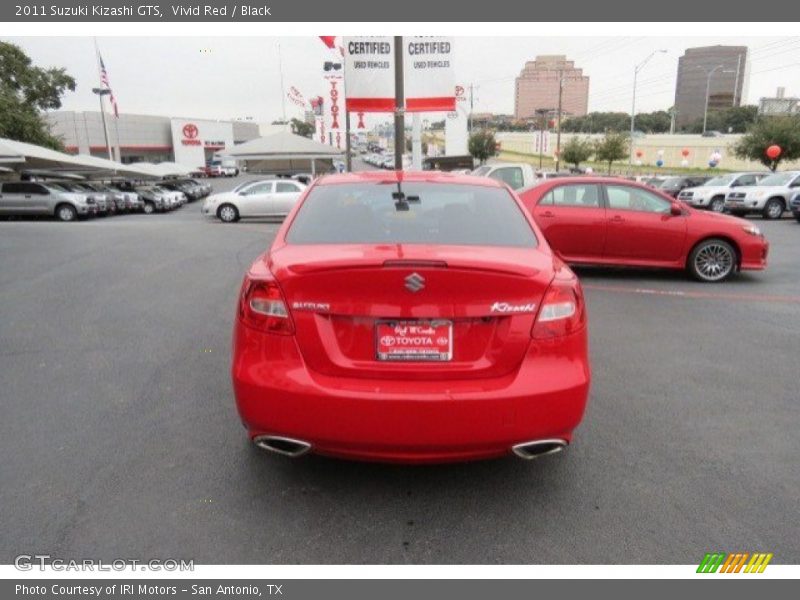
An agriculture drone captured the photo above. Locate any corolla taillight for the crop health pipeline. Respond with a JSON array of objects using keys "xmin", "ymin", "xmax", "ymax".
[
  {"xmin": 532, "ymin": 278, "xmax": 586, "ymax": 339},
  {"xmin": 239, "ymin": 277, "xmax": 295, "ymax": 335}
]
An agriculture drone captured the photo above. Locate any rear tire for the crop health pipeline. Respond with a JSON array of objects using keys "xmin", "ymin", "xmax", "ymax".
[
  {"xmin": 763, "ymin": 198, "xmax": 785, "ymax": 220},
  {"xmin": 688, "ymin": 238, "xmax": 737, "ymax": 282},
  {"xmin": 709, "ymin": 196, "xmax": 725, "ymax": 213},
  {"xmin": 55, "ymin": 204, "xmax": 77, "ymax": 222},
  {"xmin": 143, "ymin": 201, "xmax": 155, "ymax": 215},
  {"xmin": 217, "ymin": 204, "xmax": 239, "ymax": 223}
]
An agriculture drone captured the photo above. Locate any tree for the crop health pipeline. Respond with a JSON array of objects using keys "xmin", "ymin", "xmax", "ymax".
[
  {"xmin": 560, "ymin": 137, "xmax": 594, "ymax": 169},
  {"xmin": 289, "ymin": 117, "xmax": 314, "ymax": 138},
  {"xmin": 468, "ymin": 130, "xmax": 498, "ymax": 164},
  {"xmin": 686, "ymin": 105, "xmax": 758, "ymax": 134},
  {"xmin": 733, "ymin": 115, "xmax": 800, "ymax": 171},
  {"xmin": 594, "ymin": 132, "xmax": 629, "ymax": 174},
  {"xmin": 0, "ymin": 41, "xmax": 75, "ymax": 149}
]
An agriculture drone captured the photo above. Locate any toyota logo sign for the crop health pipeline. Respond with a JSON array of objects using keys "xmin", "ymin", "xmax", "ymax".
[{"xmin": 182, "ymin": 123, "xmax": 199, "ymax": 139}]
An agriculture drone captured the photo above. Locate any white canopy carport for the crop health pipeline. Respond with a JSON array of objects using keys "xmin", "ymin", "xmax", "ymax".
[
  {"xmin": 0, "ymin": 137, "xmax": 99, "ymax": 172},
  {"xmin": 224, "ymin": 131, "xmax": 344, "ymax": 175},
  {"xmin": 0, "ymin": 140, "xmax": 25, "ymax": 164},
  {"xmin": 0, "ymin": 137, "xmax": 160, "ymax": 179}
]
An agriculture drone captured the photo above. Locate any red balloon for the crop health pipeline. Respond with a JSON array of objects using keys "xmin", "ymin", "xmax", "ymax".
[
  {"xmin": 635, "ymin": 149, "xmax": 643, "ymax": 158},
  {"xmin": 681, "ymin": 148, "xmax": 690, "ymax": 157},
  {"xmin": 766, "ymin": 144, "xmax": 782, "ymax": 160}
]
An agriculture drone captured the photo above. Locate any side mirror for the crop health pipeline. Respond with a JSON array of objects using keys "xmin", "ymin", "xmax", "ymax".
[{"xmin": 670, "ymin": 204, "xmax": 683, "ymax": 216}]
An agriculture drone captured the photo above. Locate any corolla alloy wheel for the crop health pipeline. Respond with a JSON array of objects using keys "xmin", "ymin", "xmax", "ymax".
[
  {"xmin": 218, "ymin": 204, "xmax": 239, "ymax": 223},
  {"xmin": 691, "ymin": 240, "xmax": 735, "ymax": 282}
]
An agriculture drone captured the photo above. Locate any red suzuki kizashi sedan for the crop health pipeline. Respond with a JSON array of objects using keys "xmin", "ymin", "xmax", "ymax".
[
  {"xmin": 232, "ymin": 172, "xmax": 591, "ymax": 463},
  {"xmin": 518, "ymin": 177, "xmax": 768, "ymax": 282}
]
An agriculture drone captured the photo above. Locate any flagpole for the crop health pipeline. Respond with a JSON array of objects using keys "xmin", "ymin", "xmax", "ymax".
[{"xmin": 93, "ymin": 38, "xmax": 114, "ymax": 161}]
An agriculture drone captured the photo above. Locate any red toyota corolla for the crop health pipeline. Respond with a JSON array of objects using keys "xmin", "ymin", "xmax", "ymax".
[
  {"xmin": 518, "ymin": 177, "xmax": 768, "ymax": 282},
  {"xmin": 232, "ymin": 171, "xmax": 590, "ymax": 463}
]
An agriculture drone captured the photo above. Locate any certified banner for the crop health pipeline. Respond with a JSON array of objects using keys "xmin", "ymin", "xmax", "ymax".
[
  {"xmin": 343, "ymin": 36, "xmax": 395, "ymax": 112},
  {"xmin": 404, "ymin": 37, "xmax": 455, "ymax": 112}
]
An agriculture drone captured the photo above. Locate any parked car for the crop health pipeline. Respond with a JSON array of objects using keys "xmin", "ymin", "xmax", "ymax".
[
  {"xmin": 724, "ymin": 171, "xmax": 800, "ymax": 219},
  {"xmin": 56, "ymin": 182, "xmax": 109, "ymax": 215},
  {"xmin": 232, "ymin": 171, "xmax": 590, "ymax": 462},
  {"xmin": 656, "ymin": 176, "xmax": 710, "ymax": 198},
  {"xmin": 472, "ymin": 163, "xmax": 537, "ymax": 190},
  {"xmin": 0, "ymin": 181, "xmax": 93, "ymax": 221},
  {"xmin": 85, "ymin": 183, "xmax": 127, "ymax": 213},
  {"xmin": 678, "ymin": 172, "xmax": 766, "ymax": 213},
  {"xmin": 422, "ymin": 155, "xmax": 476, "ymax": 172},
  {"xmin": 202, "ymin": 179, "xmax": 306, "ymax": 223},
  {"xmin": 103, "ymin": 184, "xmax": 142, "ymax": 211},
  {"xmin": 518, "ymin": 176, "xmax": 769, "ymax": 282},
  {"xmin": 134, "ymin": 185, "xmax": 169, "ymax": 214},
  {"xmin": 791, "ymin": 192, "xmax": 800, "ymax": 223}
]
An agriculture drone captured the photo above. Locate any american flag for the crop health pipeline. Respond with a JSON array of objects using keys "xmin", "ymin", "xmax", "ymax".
[{"xmin": 98, "ymin": 52, "xmax": 119, "ymax": 118}]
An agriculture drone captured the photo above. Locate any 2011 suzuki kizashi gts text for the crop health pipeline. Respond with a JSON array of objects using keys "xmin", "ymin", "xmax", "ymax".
[{"xmin": 232, "ymin": 171, "xmax": 590, "ymax": 463}]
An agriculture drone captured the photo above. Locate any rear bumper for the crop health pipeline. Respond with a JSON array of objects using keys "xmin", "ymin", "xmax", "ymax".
[{"xmin": 232, "ymin": 324, "xmax": 590, "ymax": 463}]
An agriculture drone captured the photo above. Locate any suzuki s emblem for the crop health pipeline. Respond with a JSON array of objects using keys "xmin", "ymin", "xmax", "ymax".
[{"xmin": 404, "ymin": 272, "xmax": 425, "ymax": 293}]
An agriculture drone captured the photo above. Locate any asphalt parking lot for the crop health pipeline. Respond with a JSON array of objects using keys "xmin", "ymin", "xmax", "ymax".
[{"xmin": 1, "ymin": 172, "xmax": 798, "ymax": 565}]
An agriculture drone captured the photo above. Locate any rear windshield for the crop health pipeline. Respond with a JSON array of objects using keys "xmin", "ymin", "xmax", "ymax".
[{"xmin": 286, "ymin": 182, "xmax": 538, "ymax": 247}]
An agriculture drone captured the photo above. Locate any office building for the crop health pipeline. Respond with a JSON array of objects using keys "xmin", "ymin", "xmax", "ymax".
[{"xmin": 514, "ymin": 55, "xmax": 589, "ymax": 120}]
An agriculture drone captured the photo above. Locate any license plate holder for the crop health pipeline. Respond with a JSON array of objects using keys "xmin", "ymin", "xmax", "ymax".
[{"xmin": 376, "ymin": 320, "xmax": 453, "ymax": 362}]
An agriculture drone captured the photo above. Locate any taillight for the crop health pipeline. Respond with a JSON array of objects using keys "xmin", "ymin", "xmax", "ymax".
[
  {"xmin": 532, "ymin": 278, "xmax": 586, "ymax": 339},
  {"xmin": 239, "ymin": 277, "xmax": 295, "ymax": 335}
]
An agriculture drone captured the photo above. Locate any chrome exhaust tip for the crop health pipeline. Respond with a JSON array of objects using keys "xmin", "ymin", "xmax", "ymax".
[
  {"xmin": 253, "ymin": 435, "xmax": 312, "ymax": 458},
  {"xmin": 511, "ymin": 439, "xmax": 568, "ymax": 460}
]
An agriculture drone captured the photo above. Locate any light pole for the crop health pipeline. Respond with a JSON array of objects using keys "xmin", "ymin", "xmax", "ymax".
[
  {"xmin": 629, "ymin": 49, "xmax": 667, "ymax": 166},
  {"xmin": 91, "ymin": 87, "xmax": 113, "ymax": 160},
  {"xmin": 697, "ymin": 65, "xmax": 735, "ymax": 135}
]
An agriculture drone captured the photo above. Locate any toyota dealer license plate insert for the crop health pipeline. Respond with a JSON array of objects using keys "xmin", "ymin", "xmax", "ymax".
[{"xmin": 376, "ymin": 320, "xmax": 453, "ymax": 362}]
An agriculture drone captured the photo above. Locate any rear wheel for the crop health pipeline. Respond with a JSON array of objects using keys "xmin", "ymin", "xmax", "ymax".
[
  {"xmin": 688, "ymin": 238, "xmax": 737, "ymax": 282},
  {"xmin": 709, "ymin": 196, "xmax": 725, "ymax": 213},
  {"xmin": 763, "ymin": 198, "xmax": 784, "ymax": 220},
  {"xmin": 55, "ymin": 204, "xmax": 77, "ymax": 222},
  {"xmin": 142, "ymin": 201, "xmax": 155, "ymax": 215},
  {"xmin": 218, "ymin": 204, "xmax": 239, "ymax": 223}
]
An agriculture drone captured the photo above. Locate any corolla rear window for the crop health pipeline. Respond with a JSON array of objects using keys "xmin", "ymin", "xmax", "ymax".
[{"xmin": 286, "ymin": 182, "xmax": 538, "ymax": 247}]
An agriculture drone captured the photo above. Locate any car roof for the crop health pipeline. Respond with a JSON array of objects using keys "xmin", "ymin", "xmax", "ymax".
[{"xmin": 316, "ymin": 170, "xmax": 505, "ymax": 188}]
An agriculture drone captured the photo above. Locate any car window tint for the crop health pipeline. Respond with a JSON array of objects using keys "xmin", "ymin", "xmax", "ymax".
[
  {"xmin": 606, "ymin": 185, "xmax": 670, "ymax": 213},
  {"xmin": 546, "ymin": 184, "xmax": 600, "ymax": 208},
  {"xmin": 737, "ymin": 175, "xmax": 755, "ymax": 186},
  {"xmin": 276, "ymin": 182, "xmax": 300, "ymax": 193},
  {"xmin": 287, "ymin": 182, "xmax": 537, "ymax": 247},
  {"xmin": 489, "ymin": 167, "xmax": 524, "ymax": 190}
]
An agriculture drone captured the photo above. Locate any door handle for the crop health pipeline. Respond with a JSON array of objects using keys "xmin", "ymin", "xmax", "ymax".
[
  {"xmin": 24, "ymin": 195, "xmax": 32, "ymax": 199},
  {"xmin": 540, "ymin": 211, "xmax": 556, "ymax": 218},
  {"xmin": 610, "ymin": 215, "xmax": 625, "ymax": 223}
]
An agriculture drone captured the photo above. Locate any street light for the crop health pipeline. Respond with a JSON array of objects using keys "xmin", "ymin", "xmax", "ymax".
[
  {"xmin": 91, "ymin": 87, "xmax": 113, "ymax": 160},
  {"xmin": 629, "ymin": 49, "xmax": 667, "ymax": 166},
  {"xmin": 695, "ymin": 65, "xmax": 736, "ymax": 135}
]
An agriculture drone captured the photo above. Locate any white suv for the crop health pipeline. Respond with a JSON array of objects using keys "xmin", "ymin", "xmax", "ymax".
[
  {"xmin": 725, "ymin": 171, "xmax": 800, "ymax": 219},
  {"xmin": 677, "ymin": 172, "xmax": 766, "ymax": 213}
]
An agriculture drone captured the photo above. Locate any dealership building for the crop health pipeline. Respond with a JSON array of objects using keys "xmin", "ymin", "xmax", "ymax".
[{"xmin": 45, "ymin": 111, "xmax": 261, "ymax": 167}]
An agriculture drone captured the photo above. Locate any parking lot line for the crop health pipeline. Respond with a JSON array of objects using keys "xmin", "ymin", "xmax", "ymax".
[{"xmin": 583, "ymin": 283, "xmax": 800, "ymax": 305}]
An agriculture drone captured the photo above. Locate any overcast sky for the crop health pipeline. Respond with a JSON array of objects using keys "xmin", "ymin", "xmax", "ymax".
[{"xmin": 6, "ymin": 36, "xmax": 800, "ymax": 127}]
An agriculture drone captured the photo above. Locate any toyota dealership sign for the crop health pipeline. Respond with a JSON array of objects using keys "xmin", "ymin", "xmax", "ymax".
[{"xmin": 170, "ymin": 119, "xmax": 234, "ymax": 168}]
